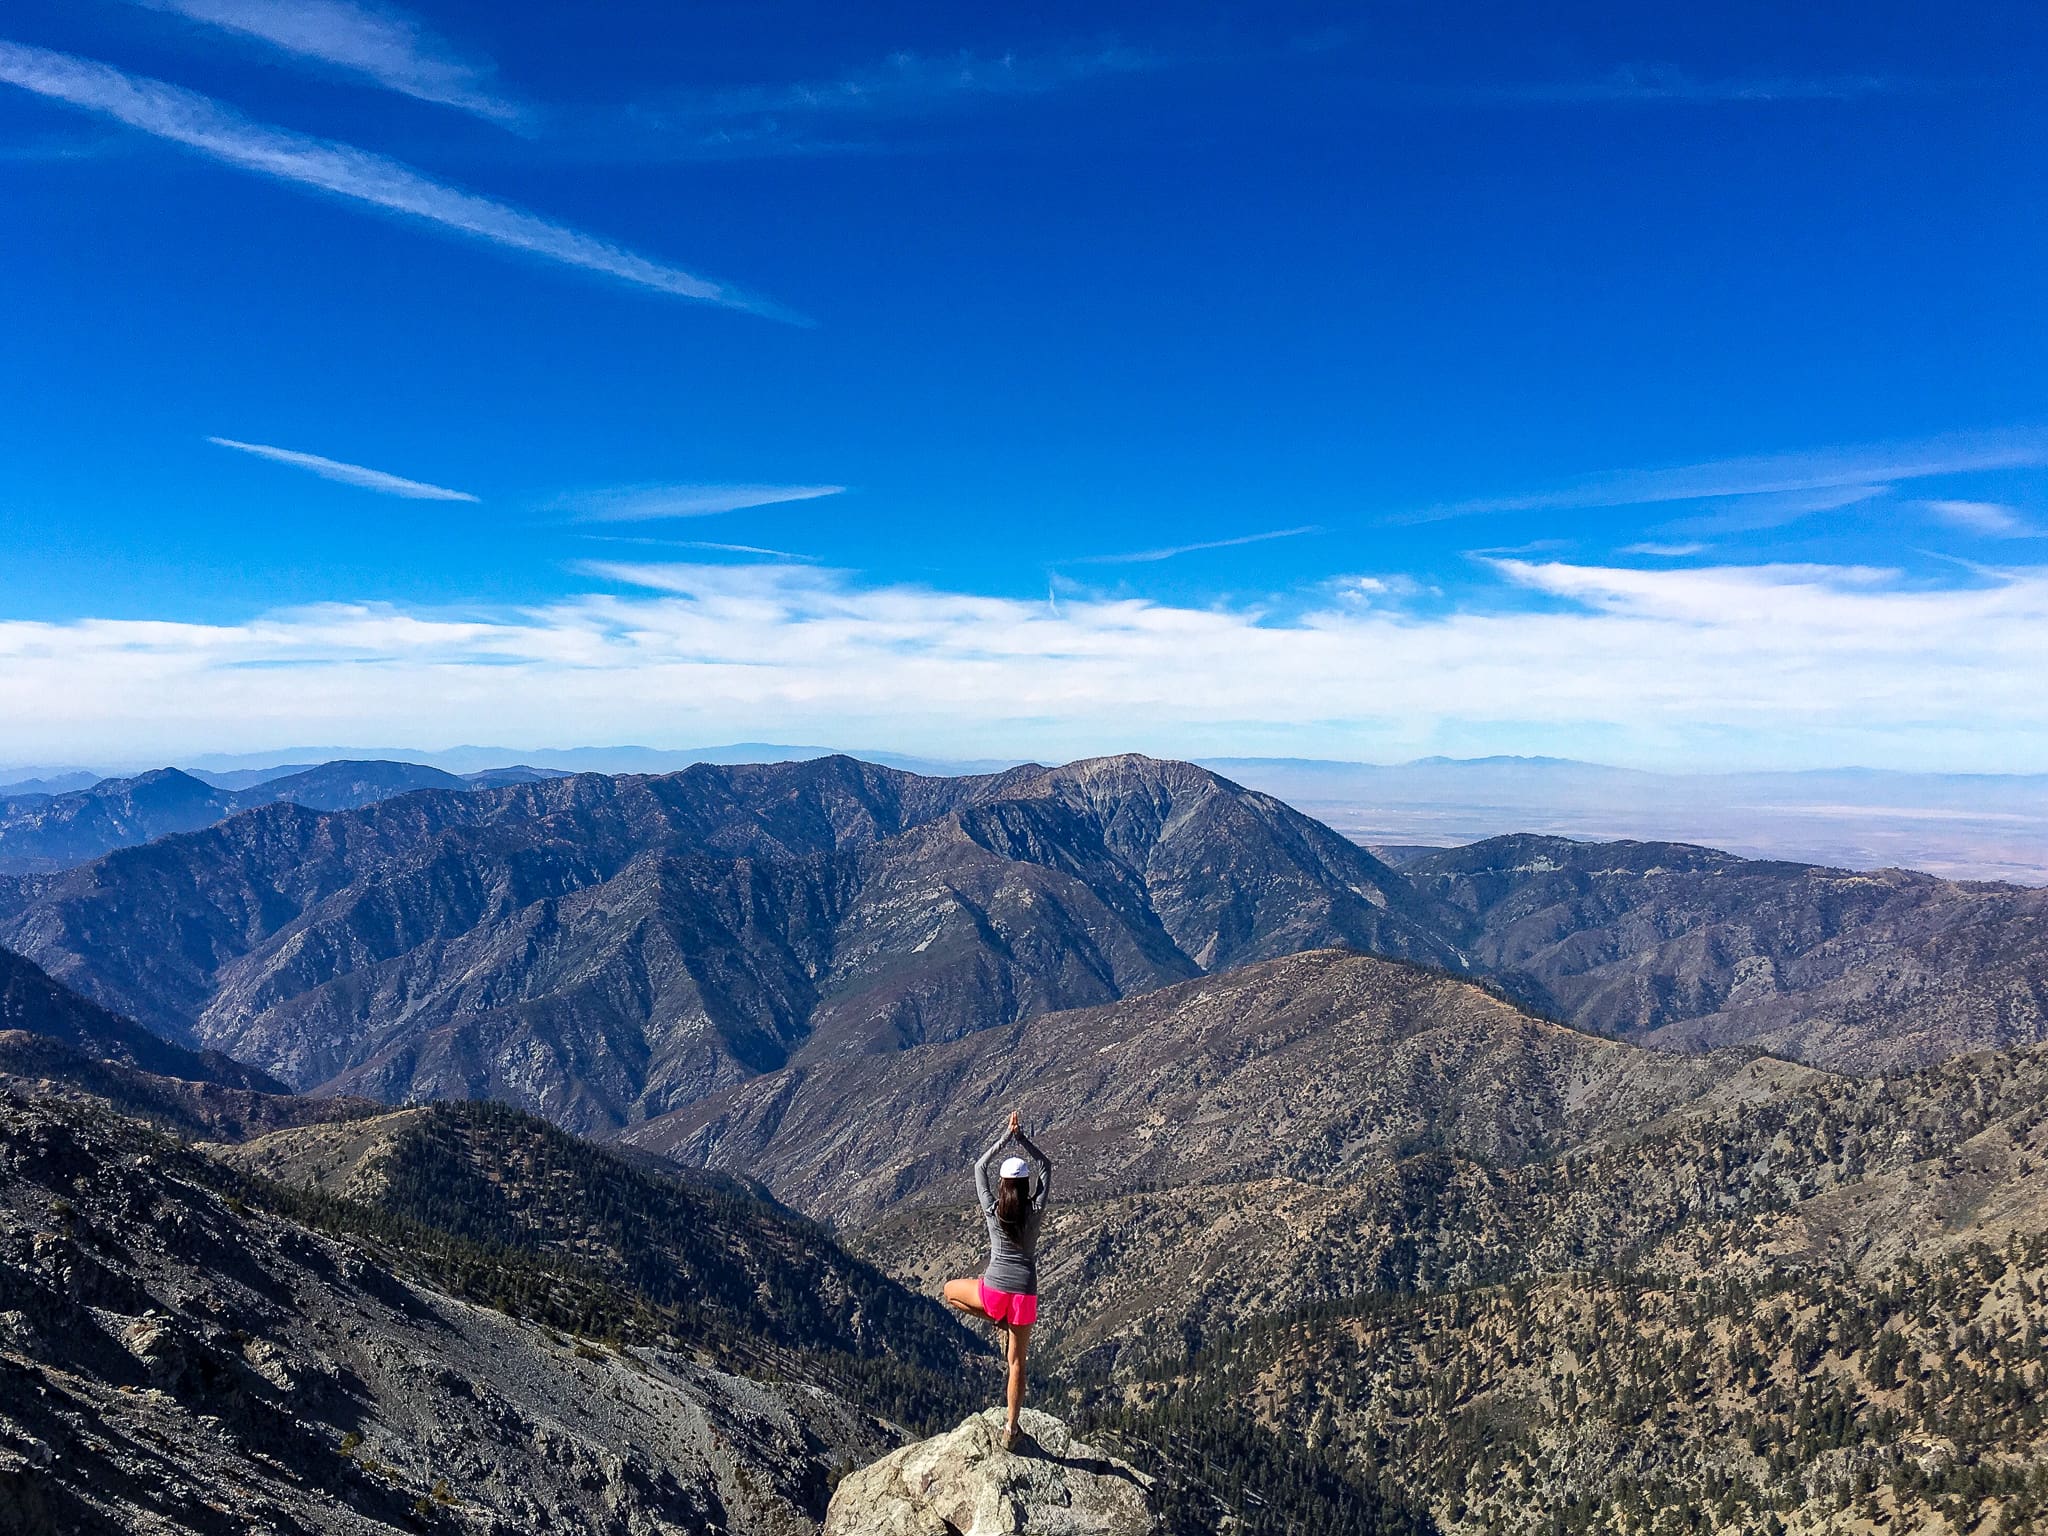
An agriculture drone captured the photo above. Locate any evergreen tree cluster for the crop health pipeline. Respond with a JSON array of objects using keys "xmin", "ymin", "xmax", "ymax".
[{"xmin": 1074, "ymin": 1235, "xmax": 2048, "ymax": 1535}]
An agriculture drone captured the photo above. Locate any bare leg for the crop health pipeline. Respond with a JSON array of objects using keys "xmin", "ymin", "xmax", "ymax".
[
  {"xmin": 1004, "ymin": 1323, "xmax": 1032, "ymax": 1444},
  {"xmin": 942, "ymin": 1276, "xmax": 990, "ymax": 1321}
]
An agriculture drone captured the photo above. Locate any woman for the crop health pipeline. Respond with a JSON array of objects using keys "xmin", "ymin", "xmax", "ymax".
[{"xmin": 943, "ymin": 1110, "xmax": 1052, "ymax": 1449}]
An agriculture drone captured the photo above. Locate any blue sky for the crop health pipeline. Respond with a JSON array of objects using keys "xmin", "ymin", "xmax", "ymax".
[{"xmin": 3, "ymin": 0, "xmax": 2046, "ymax": 769}]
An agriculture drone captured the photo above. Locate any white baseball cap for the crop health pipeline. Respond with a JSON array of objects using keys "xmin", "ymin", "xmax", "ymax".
[{"xmin": 999, "ymin": 1156, "xmax": 1032, "ymax": 1180}]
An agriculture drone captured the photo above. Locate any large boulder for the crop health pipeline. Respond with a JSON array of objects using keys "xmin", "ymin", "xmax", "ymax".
[{"xmin": 823, "ymin": 1408, "xmax": 1161, "ymax": 1535}]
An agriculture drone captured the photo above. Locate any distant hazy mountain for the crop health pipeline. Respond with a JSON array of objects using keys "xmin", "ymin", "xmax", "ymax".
[
  {"xmin": 1207, "ymin": 754, "xmax": 2048, "ymax": 883},
  {"xmin": 0, "ymin": 755, "xmax": 1454, "ymax": 1131},
  {"xmin": 0, "ymin": 767, "xmax": 235, "ymax": 874},
  {"xmin": 0, "ymin": 769, "xmax": 101, "ymax": 796},
  {"xmin": 167, "ymin": 741, "xmax": 1021, "ymax": 778},
  {"xmin": 0, "ymin": 760, "xmax": 564, "ymax": 874},
  {"xmin": 184, "ymin": 762, "xmax": 321, "ymax": 790}
]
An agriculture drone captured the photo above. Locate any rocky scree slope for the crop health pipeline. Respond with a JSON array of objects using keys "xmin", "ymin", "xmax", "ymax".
[
  {"xmin": 1407, "ymin": 833, "xmax": 2048, "ymax": 1069},
  {"xmin": 0, "ymin": 755, "xmax": 1452, "ymax": 1133},
  {"xmin": 0, "ymin": 1090, "xmax": 907, "ymax": 1536}
]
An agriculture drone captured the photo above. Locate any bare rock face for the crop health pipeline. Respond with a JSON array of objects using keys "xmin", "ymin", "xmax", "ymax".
[{"xmin": 823, "ymin": 1408, "xmax": 1160, "ymax": 1536}]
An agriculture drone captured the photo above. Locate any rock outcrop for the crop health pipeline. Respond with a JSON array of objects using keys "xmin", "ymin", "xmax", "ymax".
[{"xmin": 823, "ymin": 1408, "xmax": 1161, "ymax": 1536}]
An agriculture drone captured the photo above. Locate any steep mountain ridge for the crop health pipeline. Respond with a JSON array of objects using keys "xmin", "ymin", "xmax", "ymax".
[
  {"xmin": 0, "ymin": 943, "xmax": 283, "ymax": 1092},
  {"xmin": 4, "ymin": 760, "xmax": 2043, "ymax": 1144},
  {"xmin": 0, "ymin": 1030, "xmax": 377, "ymax": 1142},
  {"xmin": 0, "ymin": 756, "xmax": 1449, "ymax": 1132},
  {"xmin": 626, "ymin": 950, "xmax": 1739, "ymax": 1230}
]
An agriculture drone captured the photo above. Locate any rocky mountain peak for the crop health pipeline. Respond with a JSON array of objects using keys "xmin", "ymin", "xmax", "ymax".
[{"xmin": 823, "ymin": 1408, "xmax": 1162, "ymax": 1535}]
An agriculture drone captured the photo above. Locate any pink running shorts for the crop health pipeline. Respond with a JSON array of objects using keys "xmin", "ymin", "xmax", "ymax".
[{"xmin": 979, "ymin": 1280, "xmax": 1039, "ymax": 1326}]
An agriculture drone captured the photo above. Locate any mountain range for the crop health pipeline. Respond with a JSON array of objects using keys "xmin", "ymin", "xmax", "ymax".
[
  {"xmin": 1, "ymin": 748, "xmax": 2047, "ymax": 1532},
  {"xmin": 631, "ymin": 943, "xmax": 2048, "ymax": 1532},
  {"xmin": 0, "ymin": 755, "xmax": 1454, "ymax": 1132},
  {"xmin": 6, "ymin": 925, "xmax": 2046, "ymax": 1532},
  {"xmin": 0, "ymin": 755, "xmax": 2041, "ymax": 1141},
  {"xmin": 0, "ymin": 944, "xmax": 282, "ymax": 1092},
  {"xmin": 0, "ymin": 761, "xmax": 563, "ymax": 875},
  {"xmin": 1403, "ymin": 833, "xmax": 2048, "ymax": 1070}
]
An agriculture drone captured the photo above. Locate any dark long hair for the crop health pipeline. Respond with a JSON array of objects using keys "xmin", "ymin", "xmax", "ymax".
[{"xmin": 996, "ymin": 1174, "xmax": 1032, "ymax": 1243}]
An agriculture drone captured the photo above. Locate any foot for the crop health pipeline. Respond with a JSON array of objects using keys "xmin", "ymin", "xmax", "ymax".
[{"xmin": 1003, "ymin": 1422, "xmax": 1021, "ymax": 1451}]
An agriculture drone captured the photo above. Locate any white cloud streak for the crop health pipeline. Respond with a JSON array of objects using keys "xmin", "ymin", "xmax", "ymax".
[
  {"xmin": 559, "ymin": 485, "xmax": 845, "ymax": 522},
  {"xmin": 3, "ymin": 561, "xmax": 2044, "ymax": 771},
  {"xmin": 1070, "ymin": 526, "xmax": 1319, "ymax": 564},
  {"xmin": 1411, "ymin": 428, "xmax": 2048, "ymax": 522},
  {"xmin": 667, "ymin": 45, "xmax": 1157, "ymax": 120},
  {"xmin": 1482, "ymin": 64, "xmax": 1903, "ymax": 105},
  {"xmin": 577, "ymin": 535, "xmax": 816, "ymax": 559},
  {"xmin": 1923, "ymin": 500, "xmax": 2040, "ymax": 537},
  {"xmin": 1622, "ymin": 542, "xmax": 1708, "ymax": 557},
  {"xmin": 1654, "ymin": 482, "xmax": 1891, "ymax": 535},
  {"xmin": 208, "ymin": 436, "xmax": 478, "ymax": 500},
  {"xmin": 578, "ymin": 44, "xmax": 1160, "ymax": 161},
  {"xmin": 0, "ymin": 40, "xmax": 794, "ymax": 320},
  {"xmin": 126, "ymin": 0, "xmax": 522, "ymax": 123}
]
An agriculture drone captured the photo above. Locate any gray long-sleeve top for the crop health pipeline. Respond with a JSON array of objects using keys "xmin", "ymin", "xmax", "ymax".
[{"xmin": 975, "ymin": 1127, "xmax": 1052, "ymax": 1296}]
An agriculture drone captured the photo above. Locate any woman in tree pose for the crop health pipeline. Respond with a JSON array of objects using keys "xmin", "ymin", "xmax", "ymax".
[{"xmin": 944, "ymin": 1110, "xmax": 1052, "ymax": 1449}]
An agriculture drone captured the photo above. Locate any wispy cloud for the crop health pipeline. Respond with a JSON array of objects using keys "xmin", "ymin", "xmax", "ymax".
[
  {"xmin": 5, "ymin": 560, "xmax": 2045, "ymax": 771},
  {"xmin": 578, "ymin": 535, "xmax": 816, "ymax": 560},
  {"xmin": 0, "ymin": 40, "xmax": 795, "ymax": 320},
  {"xmin": 1653, "ymin": 482, "xmax": 1891, "ymax": 536},
  {"xmin": 209, "ymin": 436, "xmax": 477, "ymax": 500},
  {"xmin": 1333, "ymin": 573, "xmax": 1436, "ymax": 604},
  {"xmin": 0, "ymin": 130, "xmax": 121, "ymax": 162},
  {"xmin": 668, "ymin": 45, "xmax": 1156, "ymax": 120},
  {"xmin": 126, "ymin": 0, "xmax": 522, "ymax": 123},
  {"xmin": 585, "ymin": 44, "xmax": 1159, "ymax": 160},
  {"xmin": 1922, "ymin": 499, "xmax": 2041, "ymax": 538},
  {"xmin": 1622, "ymin": 541, "xmax": 1709, "ymax": 557},
  {"xmin": 1408, "ymin": 428, "xmax": 2048, "ymax": 523},
  {"xmin": 559, "ymin": 485, "xmax": 845, "ymax": 523},
  {"xmin": 1069, "ymin": 525, "xmax": 1319, "ymax": 565},
  {"xmin": 1480, "ymin": 64, "xmax": 1903, "ymax": 106}
]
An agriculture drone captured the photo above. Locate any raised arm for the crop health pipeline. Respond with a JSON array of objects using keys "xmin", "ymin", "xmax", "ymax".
[
  {"xmin": 974, "ymin": 1126, "xmax": 1013, "ymax": 1215},
  {"xmin": 1013, "ymin": 1129, "xmax": 1052, "ymax": 1208}
]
